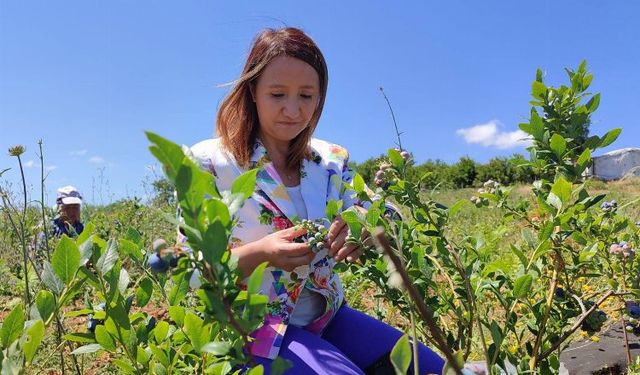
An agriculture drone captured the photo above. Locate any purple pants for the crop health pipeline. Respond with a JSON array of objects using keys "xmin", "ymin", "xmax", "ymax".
[{"xmin": 253, "ymin": 305, "xmax": 444, "ymax": 374}]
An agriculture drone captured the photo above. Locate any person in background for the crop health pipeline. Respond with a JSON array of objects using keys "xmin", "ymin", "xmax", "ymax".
[{"xmin": 52, "ymin": 185, "xmax": 84, "ymax": 237}]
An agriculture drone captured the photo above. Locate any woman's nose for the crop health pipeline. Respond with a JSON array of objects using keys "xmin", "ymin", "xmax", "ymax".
[{"xmin": 282, "ymin": 98, "xmax": 300, "ymax": 118}]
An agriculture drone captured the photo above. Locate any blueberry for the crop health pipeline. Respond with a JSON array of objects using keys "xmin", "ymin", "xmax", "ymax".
[
  {"xmin": 554, "ymin": 287, "xmax": 566, "ymax": 300},
  {"xmin": 148, "ymin": 253, "xmax": 169, "ymax": 273},
  {"xmin": 629, "ymin": 306, "xmax": 640, "ymax": 318}
]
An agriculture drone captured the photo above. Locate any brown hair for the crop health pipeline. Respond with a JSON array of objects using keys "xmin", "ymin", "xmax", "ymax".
[{"xmin": 216, "ymin": 27, "xmax": 328, "ymax": 169}]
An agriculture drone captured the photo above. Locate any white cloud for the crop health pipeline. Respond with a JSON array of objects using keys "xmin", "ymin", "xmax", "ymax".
[
  {"xmin": 45, "ymin": 165, "xmax": 57, "ymax": 172},
  {"xmin": 89, "ymin": 156, "xmax": 105, "ymax": 164},
  {"xmin": 456, "ymin": 120, "xmax": 532, "ymax": 149},
  {"xmin": 69, "ymin": 149, "xmax": 87, "ymax": 156},
  {"xmin": 24, "ymin": 160, "xmax": 35, "ymax": 168}
]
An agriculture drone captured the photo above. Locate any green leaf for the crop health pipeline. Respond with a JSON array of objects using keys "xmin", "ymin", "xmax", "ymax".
[
  {"xmin": 113, "ymin": 359, "xmax": 137, "ymax": 374},
  {"xmin": 442, "ymin": 350, "xmax": 465, "ymax": 375},
  {"xmin": 510, "ymin": 245, "xmax": 528, "ymax": 268},
  {"xmin": 118, "ymin": 268, "xmax": 130, "ymax": 295},
  {"xmin": 231, "ymin": 169, "xmax": 258, "ymax": 201},
  {"xmin": 168, "ymin": 271, "xmax": 191, "ymax": 306},
  {"xmin": 490, "ymin": 321, "xmax": 503, "ymax": 347},
  {"xmin": 340, "ymin": 209, "xmax": 363, "ymax": 242},
  {"xmin": 270, "ymin": 357, "xmax": 292, "ymax": 375},
  {"xmin": 351, "ymin": 173, "xmax": 365, "ymax": 194},
  {"xmin": 447, "ymin": 199, "xmax": 467, "ymax": 217},
  {"xmin": 135, "ymin": 278, "xmax": 153, "ymax": 308},
  {"xmin": 119, "ymin": 239, "xmax": 143, "ymax": 263},
  {"xmin": 220, "ymin": 192, "xmax": 245, "ymax": 219},
  {"xmin": 71, "ymin": 343, "xmax": 103, "ymax": 355},
  {"xmin": 168, "ymin": 306, "xmax": 185, "ymax": 327},
  {"xmin": 95, "ymin": 325, "xmax": 117, "ymax": 352},
  {"xmin": 23, "ymin": 319, "xmax": 45, "ymax": 363},
  {"xmin": 96, "ymin": 239, "xmax": 119, "ymax": 275},
  {"xmin": 579, "ymin": 243, "xmax": 599, "ymax": 263},
  {"xmin": 0, "ymin": 304, "xmax": 24, "ymax": 347},
  {"xmin": 76, "ymin": 222, "xmax": 95, "ymax": 249},
  {"xmin": 513, "ymin": 274, "xmax": 534, "ymax": 299},
  {"xmin": 388, "ymin": 148, "xmax": 403, "ymax": 169},
  {"xmin": 36, "ymin": 290, "xmax": 56, "ymax": 323},
  {"xmin": 201, "ymin": 220, "xmax": 228, "ymax": 267},
  {"xmin": 576, "ymin": 149, "xmax": 592, "ymax": 172},
  {"xmin": 246, "ymin": 366, "xmax": 265, "ymax": 375},
  {"xmin": 389, "ymin": 334, "xmax": 411, "ymax": 375},
  {"xmin": 201, "ymin": 341, "xmax": 232, "ymax": 355},
  {"xmin": 153, "ymin": 321, "xmax": 170, "ymax": 343},
  {"xmin": 549, "ymin": 134, "xmax": 567, "ymax": 158},
  {"xmin": 546, "ymin": 193, "xmax": 562, "ymax": 211},
  {"xmin": 183, "ymin": 313, "xmax": 205, "ymax": 352},
  {"xmin": 551, "ymin": 177, "xmax": 572, "ymax": 204},
  {"xmin": 63, "ymin": 332, "xmax": 96, "ymax": 343},
  {"xmin": 599, "ymin": 128, "xmax": 622, "ymax": 148},
  {"xmin": 586, "ymin": 93, "xmax": 600, "ymax": 112},
  {"xmin": 146, "ymin": 132, "xmax": 186, "ymax": 181},
  {"xmin": 204, "ymin": 199, "xmax": 231, "ymax": 228},
  {"xmin": 532, "ymin": 80, "xmax": 547, "ymax": 99},
  {"xmin": 248, "ymin": 262, "xmax": 268, "ymax": 294},
  {"xmin": 78, "ymin": 235, "xmax": 94, "ymax": 266},
  {"xmin": 325, "ymin": 200, "xmax": 343, "ymax": 222},
  {"xmin": 51, "ymin": 235, "xmax": 81, "ymax": 285}
]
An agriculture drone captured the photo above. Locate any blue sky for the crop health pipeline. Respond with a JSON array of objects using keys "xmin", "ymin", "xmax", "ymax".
[{"xmin": 1, "ymin": 1, "xmax": 639, "ymax": 204}]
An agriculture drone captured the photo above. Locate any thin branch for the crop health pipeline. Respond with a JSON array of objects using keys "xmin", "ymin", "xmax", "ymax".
[
  {"xmin": 379, "ymin": 87, "xmax": 403, "ymax": 151},
  {"xmin": 372, "ymin": 228, "xmax": 462, "ymax": 374}
]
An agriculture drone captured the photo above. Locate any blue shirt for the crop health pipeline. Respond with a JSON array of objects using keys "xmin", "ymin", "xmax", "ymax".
[{"xmin": 52, "ymin": 217, "xmax": 84, "ymax": 238}]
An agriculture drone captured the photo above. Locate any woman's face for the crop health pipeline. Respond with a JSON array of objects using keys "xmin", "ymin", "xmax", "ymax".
[{"xmin": 252, "ymin": 55, "xmax": 320, "ymax": 146}]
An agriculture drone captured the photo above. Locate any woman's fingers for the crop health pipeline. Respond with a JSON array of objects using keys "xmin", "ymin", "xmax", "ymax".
[
  {"xmin": 329, "ymin": 227, "xmax": 349, "ymax": 256},
  {"xmin": 327, "ymin": 216, "xmax": 346, "ymax": 244},
  {"xmin": 283, "ymin": 225, "xmax": 308, "ymax": 240},
  {"xmin": 334, "ymin": 242, "xmax": 358, "ymax": 262},
  {"xmin": 284, "ymin": 242, "xmax": 313, "ymax": 256}
]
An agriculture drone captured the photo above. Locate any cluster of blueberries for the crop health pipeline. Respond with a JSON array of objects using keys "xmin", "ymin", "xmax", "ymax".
[
  {"xmin": 470, "ymin": 180, "xmax": 501, "ymax": 207},
  {"xmin": 554, "ymin": 287, "xmax": 607, "ymax": 334},
  {"xmin": 609, "ymin": 241, "xmax": 634, "ymax": 258},
  {"xmin": 373, "ymin": 149, "xmax": 411, "ymax": 188},
  {"xmin": 148, "ymin": 239, "xmax": 182, "ymax": 273},
  {"xmin": 296, "ymin": 219, "xmax": 328, "ymax": 254},
  {"xmin": 600, "ymin": 200, "xmax": 618, "ymax": 212}
]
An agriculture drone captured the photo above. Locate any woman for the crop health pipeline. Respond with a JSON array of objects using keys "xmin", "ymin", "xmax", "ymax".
[{"xmin": 189, "ymin": 27, "xmax": 444, "ymax": 375}]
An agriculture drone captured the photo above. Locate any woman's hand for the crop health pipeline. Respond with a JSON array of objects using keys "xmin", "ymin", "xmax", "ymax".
[
  {"xmin": 259, "ymin": 226, "xmax": 316, "ymax": 272},
  {"xmin": 326, "ymin": 207, "xmax": 372, "ymax": 263}
]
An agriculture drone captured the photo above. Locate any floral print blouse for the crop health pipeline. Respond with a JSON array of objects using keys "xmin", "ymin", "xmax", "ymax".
[{"xmin": 188, "ymin": 138, "xmax": 364, "ymax": 359}]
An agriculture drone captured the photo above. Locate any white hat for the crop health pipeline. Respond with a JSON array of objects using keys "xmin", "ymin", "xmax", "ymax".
[{"xmin": 57, "ymin": 185, "xmax": 83, "ymax": 205}]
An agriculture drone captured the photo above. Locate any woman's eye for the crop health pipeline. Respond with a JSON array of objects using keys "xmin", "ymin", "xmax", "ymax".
[
  {"xmin": 270, "ymin": 93, "xmax": 284, "ymax": 98},
  {"xmin": 300, "ymin": 94, "xmax": 313, "ymax": 99}
]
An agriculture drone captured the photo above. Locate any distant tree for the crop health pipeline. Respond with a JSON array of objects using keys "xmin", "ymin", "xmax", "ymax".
[
  {"xmin": 450, "ymin": 156, "xmax": 477, "ymax": 188},
  {"xmin": 151, "ymin": 177, "xmax": 175, "ymax": 207}
]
